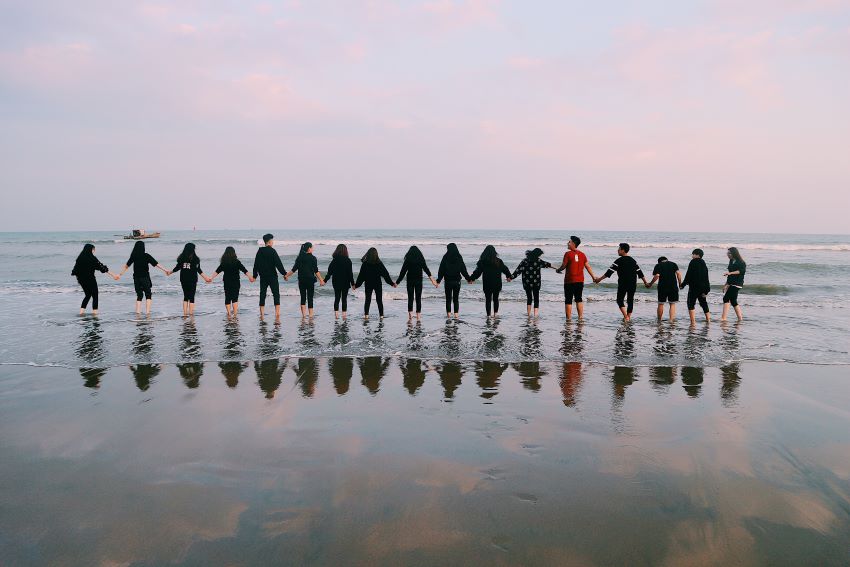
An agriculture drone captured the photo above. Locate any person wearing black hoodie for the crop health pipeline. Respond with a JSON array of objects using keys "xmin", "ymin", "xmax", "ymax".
[
  {"xmin": 354, "ymin": 247, "xmax": 396, "ymax": 319},
  {"xmin": 681, "ymin": 248, "xmax": 711, "ymax": 325},
  {"xmin": 436, "ymin": 243, "xmax": 470, "ymax": 319},
  {"xmin": 118, "ymin": 241, "xmax": 169, "ymax": 315},
  {"xmin": 252, "ymin": 233, "xmax": 286, "ymax": 321},
  {"xmin": 72, "ymin": 243, "xmax": 119, "ymax": 315},
  {"xmin": 721, "ymin": 247, "xmax": 746, "ymax": 322},
  {"xmin": 396, "ymin": 245, "xmax": 437, "ymax": 320},
  {"xmin": 325, "ymin": 244, "xmax": 356, "ymax": 320},
  {"xmin": 469, "ymin": 245, "xmax": 513, "ymax": 318},
  {"xmin": 285, "ymin": 241, "xmax": 325, "ymax": 319}
]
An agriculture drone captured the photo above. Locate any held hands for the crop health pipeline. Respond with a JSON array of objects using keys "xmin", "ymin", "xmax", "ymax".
[
  {"xmin": 166, "ymin": 270, "xmax": 173, "ymax": 276},
  {"xmin": 249, "ymin": 276, "xmax": 256, "ymax": 283},
  {"xmin": 644, "ymin": 281, "xmax": 652, "ymax": 288},
  {"xmin": 204, "ymin": 276, "xmax": 212, "ymax": 283}
]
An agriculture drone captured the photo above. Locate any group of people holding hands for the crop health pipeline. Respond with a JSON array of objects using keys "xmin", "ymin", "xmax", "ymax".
[{"xmin": 71, "ymin": 234, "xmax": 748, "ymax": 324}]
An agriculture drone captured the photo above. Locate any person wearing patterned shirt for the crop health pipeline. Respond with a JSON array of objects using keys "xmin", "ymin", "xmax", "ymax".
[
  {"xmin": 594, "ymin": 243, "xmax": 649, "ymax": 321},
  {"xmin": 512, "ymin": 248, "xmax": 553, "ymax": 318}
]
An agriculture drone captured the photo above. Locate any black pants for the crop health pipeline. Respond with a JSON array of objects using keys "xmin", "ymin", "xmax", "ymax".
[
  {"xmin": 407, "ymin": 280, "xmax": 423, "ymax": 313},
  {"xmin": 616, "ymin": 286, "xmax": 636, "ymax": 313},
  {"xmin": 687, "ymin": 290, "xmax": 710, "ymax": 313},
  {"xmin": 333, "ymin": 286, "xmax": 349, "ymax": 312},
  {"xmin": 564, "ymin": 282, "xmax": 584, "ymax": 305},
  {"xmin": 259, "ymin": 277, "xmax": 280, "ymax": 306},
  {"xmin": 134, "ymin": 275, "xmax": 152, "ymax": 301},
  {"xmin": 723, "ymin": 287, "xmax": 740, "ymax": 307},
  {"xmin": 364, "ymin": 282, "xmax": 384, "ymax": 316},
  {"xmin": 524, "ymin": 286, "xmax": 540, "ymax": 308},
  {"xmin": 484, "ymin": 287, "xmax": 501, "ymax": 316},
  {"xmin": 298, "ymin": 280, "xmax": 315, "ymax": 308},
  {"xmin": 444, "ymin": 281, "xmax": 461, "ymax": 313},
  {"xmin": 224, "ymin": 282, "xmax": 240, "ymax": 305},
  {"xmin": 78, "ymin": 277, "xmax": 98, "ymax": 309},
  {"xmin": 181, "ymin": 279, "xmax": 197, "ymax": 303}
]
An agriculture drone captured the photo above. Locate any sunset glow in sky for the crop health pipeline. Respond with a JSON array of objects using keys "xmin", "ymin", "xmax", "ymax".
[{"xmin": 1, "ymin": 1, "xmax": 849, "ymax": 232}]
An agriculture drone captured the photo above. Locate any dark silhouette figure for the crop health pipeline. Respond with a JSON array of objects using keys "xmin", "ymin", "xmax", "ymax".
[
  {"xmin": 681, "ymin": 366, "xmax": 705, "ymax": 398},
  {"xmin": 293, "ymin": 358, "xmax": 320, "ymax": 398},
  {"xmin": 475, "ymin": 361, "xmax": 507, "ymax": 400},
  {"xmin": 436, "ymin": 362, "xmax": 464, "ymax": 400},
  {"xmin": 328, "ymin": 357, "xmax": 354, "ymax": 395},
  {"xmin": 177, "ymin": 362, "xmax": 204, "ymax": 389},
  {"xmin": 130, "ymin": 363, "xmax": 161, "ymax": 391},
  {"xmin": 359, "ymin": 356, "xmax": 390, "ymax": 396},
  {"xmin": 559, "ymin": 362, "xmax": 584, "ymax": 407},
  {"xmin": 400, "ymin": 358, "xmax": 427, "ymax": 396},
  {"xmin": 219, "ymin": 361, "xmax": 247, "ymax": 389},
  {"xmin": 255, "ymin": 358, "xmax": 286, "ymax": 399}
]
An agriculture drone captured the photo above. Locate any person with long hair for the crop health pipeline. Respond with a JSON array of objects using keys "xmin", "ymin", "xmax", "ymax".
[
  {"xmin": 396, "ymin": 245, "xmax": 437, "ymax": 320},
  {"xmin": 71, "ymin": 243, "xmax": 119, "ymax": 315},
  {"xmin": 594, "ymin": 243, "xmax": 650, "ymax": 322},
  {"xmin": 325, "ymin": 244, "xmax": 356, "ymax": 320},
  {"xmin": 117, "ymin": 241, "xmax": 169, "ymax": 314},
  {"xmin": 354, "ymin": 247, "xmax": 396, "ymax": 319},
  {"xmin": 252, "ymin": 233, "xmax": 286, "ymax": 321},
  {"xmin": 436, "ymin": 243, "xmax": 470, "ymax": 318},
  {"xmin": 680, "ymin": 248, "xmax": 711, "ymax": 325},
  {"xmin": 167, "ymin": 243, "xmax": 212, "ymax": 316},
  {"xmin": 512, "ymin": 247, "xmax": 553, "ymax": 318},
  {"xmin": 722, "ymin": 247, "xmax": 746, "ymax": 322},
  {"xmin": 210, "ymin": 246, "xmax": 254, "ymax": 317},
  {"xmin": 469, "ymin": 245, "xmax": 513, "ymax": 318},
  {"xmin": 285, "ymin": 242, "xmax": 325, "ymax": 319}
]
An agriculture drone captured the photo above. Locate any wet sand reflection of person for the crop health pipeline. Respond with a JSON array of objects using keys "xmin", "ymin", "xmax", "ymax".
[
  {"xmin": 683, "ymin": 324, "xmax": 711, "ymax": 364},
  {"xmin": 560, "ymin": 320, "xmax": 585, "ymax": 359},
  {"xmin": 400, "ymin": 358, "xmax": 427, "ymax": 396},
  {"xmin": 515, "ymin": 361, "xmax": 545, "ymax": 393},
  {"xmin": 359, "ymin": 356, "xmax": 390, "ymax": 396},
  {"xmin": 479, "ymin": 317, "xmax": 505, "ymax": 358},
  {"xmin": 177, "ymin": 362, "xmax": 204, "ymax": 389},
  {"xmin": 559, "ymin": 362, "xmax": 584, "ymax": 407},
  {"xmin": 361, "ymin": 319, "xmax": 387, "ymax": 353},
  {"xmin": 681, "ymin": 367, "xmax": 705, "ymax": 398},
  {"xmin": 649, "ymin": 367, "xmax": 677, "ymax": 395},
  {"xmin": 296, "ymin": 319, "xmax": 320, "ymax": 354},
  {"xmin": 329, "ymin": 320, "xmax": 351, "ymax": 351},
  {"xmin": 131, "ymin": 319, "xmax": 155, "ymax": 361},
  {"xmin": 76, "ymin": 318, "xmax": 105, "ymax": 367},
  {"xmin": 222, "ymin": 318, "xmax": 244, "ymax": 360},
  {"xmin": 404, "ymin": 319, "xmax": 425, "ymax": 353},
  {"xmin": 257, "ymin": 320, "xmax": 282, "ymax": 360},
  {"xmin": 179, "ymin": 318, "xmax": 201, "ymax": 360},
  {"xmin": 475, "ymin": 360, "xmax": 507, "ymax": 400},
  {"xmin": 255, "ymin": 357, "xmax": 286, "ymax": 399},
  {"xmin": 610, "ymin": 366, "xmax": 637, "ymax": 432},
  {"xmin": 518, "ymin": 320, "xmax": 543, "ymax": 359},
  {"xmin": 218, "ymin": 361, "xmax": 247, "ymax": 389},
  {"xmin": 439, "ymin": 320, "xmax": 462, "ymax": 359},
  {"xmin": 328, "ymin": 357, "xmax": 353, "ymax": 395},
  {"xmin": 130, "ymin": 363, "xmax": 161, "ymax": 391},
  {"xmin": 80, "ymin": 367, "xmax": 107, "ymax": 390},
  {"xmin": 436, "ymin": 361, "xmax": 464, "ymax": 400},
  {"xmin": 720, "ymin": 362, "xmax": 742, "ymax": 406},
  {"xmin": 293, "ymin": 358, "xmax": 319, "ymax": 398},
  {"xmin": 614, "ymin": 323, "xmax": 637, "ymax": 360},
  {"xmin": 652, "ymin": 321, "xmax": 677, "ymax": 358}
]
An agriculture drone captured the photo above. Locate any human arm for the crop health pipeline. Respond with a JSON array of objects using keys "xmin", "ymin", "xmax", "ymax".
[
  {"xmin": 396, "ymin": 260, "xmax": 409, "ymax": 285},
  {"xmin": 252, "ymin": 249, "xmax": 261, "ymax": 279},
  {"xmin": 511, "ymin": 260, "xmax": 525, "ymax": 280},
  {"xmin": 380, "ymin": 263, "xmax": 395, "ymax": 286},
  {"xmin": 501, "ymin": 262, "xmax": 513, "ymax": 282}
]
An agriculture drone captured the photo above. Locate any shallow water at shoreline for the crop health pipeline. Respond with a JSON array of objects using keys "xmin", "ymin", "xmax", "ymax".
[{"xmin": 1, "ymin": 359, "xmax": 849, "ymax": 566}]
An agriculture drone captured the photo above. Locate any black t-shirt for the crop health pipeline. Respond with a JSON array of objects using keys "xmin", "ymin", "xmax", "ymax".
[
  {"xmin": 606, "ymin": 256, "xmax": 644, "ymax": 288},
  {"xmin": 291, "ymin": 253, "xmax": 319, "ymax": 283},
  {"xmin": 215, "ymin": 260, "xmax": 248, "ymax": 286},
  {"xmin": 326, "ymin": 257, "xmax": 355, "ymax": 289},
  {"xmin": 127, "ymin": 253, "xmax": 158, "ymax": 277},
  {"xmin": 253, "ymin": 246, "xmax": 285, "ymax": 279},
  {"xmin": 726, "ymin": 260, "xmax": 746, "ymax": 287},
  {"xmin": 172, "ymin": 257, "xmax": 203, "ymax": 283},
  {"xmin": 652, "ymin": 261, "xmax": 679, "ymax": 290}
]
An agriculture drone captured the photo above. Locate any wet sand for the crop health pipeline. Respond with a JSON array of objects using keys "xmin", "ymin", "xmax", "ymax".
[{"xmin": 1, "ymin": 360, "xmax": 849, "ymax": 566}]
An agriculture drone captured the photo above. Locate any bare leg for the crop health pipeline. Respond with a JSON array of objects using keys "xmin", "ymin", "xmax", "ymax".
[
  {"xmin": 669, "ymin": 303, "xmax": 676, "ymax": 321},
  {"xmin": 182, "ymin": 301, "xmax": 189, "ymax": 316},
  {"xmin": 689, "ymin": 309, "xmax": 696, "ymax": 326},
  {"xmin": 721, "ymin": 303, "xmax": 730, "ymax": 321},
  {"xmin": 533, "ymin": 307, "xmax": 539, "ymax": 317},
  {"xmin": 565, "ymin": 304, "xmax": 572, "ymax": 320},
  {"xmin": 527, "ymin": 305, "xmax": 532, "ymax": 317},
  {"xmin": 79, "ymin": 307, "xmax": 85, "ymax": 315},
  {"xmin": 657, "ymin": 303, "xmax": 664, "ymax": 320},
  {"xmin": 135, "ymin": 300, "xmax": 142, "ymax": 314},
  {"xmin": 734, "ymin": 306, "xmax": 743, "ymax": 321},
  {"xmin": 145, "ymin": 299, "xmax": 152, "ymax": 315},
  {"xmin": 342, "ymin": 311, "xmax": 347, "ymax": 320},
  {"xmin": 308, "ymin": 308, "xmax": 314, "ymax": 319},
  {"xmin": 225, "ymin": 303, "xmax": 232, "ymax": 317},
  {"xmin": 259, "ymin": 306, "xmax": 265, "ymax": 320},
  {"xmin": 416, "ymin": 312, "xmax": 421, "ymax": 320},
  {"xmin": 408, "ymin": 312, "xmax": 413, "ymax": 320},
  {"xmin": 577, "ymin": 302, "xmax": 584, "ymax": 320},
  {"xmin": 233, "ymin": 302, "xmax": 239, "ymax": 315},
  {"xmin": 335, "ymin": 311, "xmax": 339, "ymax": 319},
  {"xmin": 704, "ymin": 311, "xmax": 711, "ymax": 323},
  {"xmin": 274, "ymin": 305, "xmax": 281, "ymax": 322},
  {"xmin": 92, "ymin": 309, "xmax": 98, "ymax": 316},
  {"xmin": 300, "ymin": 305, "xmax": 307, "ymax": 318},
  {"xmin": 189, "ymin": 302, "xmax": 195, "ymax": 316},
  {"xmin": 619, "ymin": 306, "xmax": 628, "ymax": 321}
]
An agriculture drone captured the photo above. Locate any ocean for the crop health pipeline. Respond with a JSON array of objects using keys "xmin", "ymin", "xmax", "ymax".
[{"xmin": 0, "ymin": 229, "xmax": 848, "ymax": 368}]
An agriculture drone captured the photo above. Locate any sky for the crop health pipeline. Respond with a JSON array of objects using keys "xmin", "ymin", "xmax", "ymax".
[{"xmin": 1, "ymin": 0, "xmax": 849, "ymax": 233}]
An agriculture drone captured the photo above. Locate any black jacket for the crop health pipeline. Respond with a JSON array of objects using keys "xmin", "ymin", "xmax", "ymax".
[{"xmin": 253, "ymin": 246, "xmax": 285, "ymax": 279}]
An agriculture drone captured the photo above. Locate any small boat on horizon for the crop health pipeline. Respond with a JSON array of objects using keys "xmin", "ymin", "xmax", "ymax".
[{"xmin": 122, "ymin": 229, "xmax": 161, "ymax": 240}]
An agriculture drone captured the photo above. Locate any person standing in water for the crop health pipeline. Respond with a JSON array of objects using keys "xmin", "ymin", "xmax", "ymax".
[
  {"xmin": 511, "ymin": 248, "xmax": 553, "ymax": 318},
  {"xmin": 72, "ymin": 243, "xmax": 119, "ymax": 315},
  {"xmin": 469, "ymin": 245, "xmax": 513, "ymax": 318},
  {"xmin": 252, "ymin": 233, "xmax": 286, "ymax": 321},
  {"xmin": 647, "ymin": 256, "xmax": 682, "ymax": 321},
  {"xmin": 117, "ymin": 241, "xmax": 169, "ymax": 314},
  {"xmin": 396, "ymin": 245, "xmax": 437, "ymax": 320},
  {"xmin": 436, "ymin": 243, "xmax": 470, "ymax": 319},
  {"xmin": 210, "ymin": 246, "xmax": 254, "ymax": 317},
  {"xmin": 555, "ymin": 236, "xmax": 597, "ymax": 321},
  {"xmin": 681, "ymin": 248, "xmax": 711, "ymax": 325},
  {"xmin": 722, "ymin": 247, "xmax": 746, "ymax": 322},
  {"xmin": 594, "ymin": 243, "xmax": 649, "ymax": 322},
  {"xmin": 167, "ymin": 243, "xmax": 212, "ymax": 316},
  {"xmin": 354, "ymin": 247, "xmax": 396, "ymax": 319},
  {"xmin": 325, "ymin": 244, "xmax": 355, "ymax": 320},
  {"xmin": 285, "ymin": 242, "xmax": 325, "ymax": 319}
]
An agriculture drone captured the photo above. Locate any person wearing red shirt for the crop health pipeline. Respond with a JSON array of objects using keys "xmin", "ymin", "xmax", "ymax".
[{"xmin": 555, "ymin": 236, "xmax": 598, "ymax": 320}]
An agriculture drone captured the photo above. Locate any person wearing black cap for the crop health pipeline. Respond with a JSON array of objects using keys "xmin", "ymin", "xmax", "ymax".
[
  {"xmin": 681, "ymin": 248, "xmax": 711, "ymax": 325},
  {"xmin": 594, "ymin": 243, "xmax": 649, "ymax": 321},
  {"xmin": 252, "ymin": 233, "xmax": 286, "ymax": 321}
]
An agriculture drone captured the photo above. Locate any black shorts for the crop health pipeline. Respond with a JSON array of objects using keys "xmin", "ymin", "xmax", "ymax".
[
  {"xmin": 723, "ymin": 286, "xmax": 741, "ymax": 307},
  {"xmin": 658, "ymin": 287, "xmax": 679, "ymax": 303},
  {"xmin": 224, "ymin": 283, "xmax": 240, "ymax": 304},
  {"xmin": 564, "ymin": 282, "xmax": 584, "ymax": 305},
  {"xmin": 133, "ymin": 275, "xmax": 152, "ymax": 301}
]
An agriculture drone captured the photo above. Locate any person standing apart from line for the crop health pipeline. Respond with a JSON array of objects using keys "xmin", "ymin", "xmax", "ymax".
[
  {"xmin": 436, "ymin": 243, "xmax": 471, "ymax": 319},
  {"xmin": 681, "ymin": 248, "xmax": 711, "ymax": 325},
  {"xmin": 555, "ymin": 236, "xmax": 596, "ymax": 320},
  {"xmin": 512, "ymin": 248, "xmax": 553, "ymax": 318},
  {"xmin": 285, "ymin": 242, "xmax": 325, "ymax": 319},
  {"xmin": 167, "ymin": 243, "xmax": 212, "ymax": 316},
  {"xmin": 722, "ymin": 247, "xmax": 746, "ymax": 322},
  {"xmin": 647, "ymin": 256, "xmax": 682, "ymax": 321},
  {"xmin": 210, "ymin": 246, "xmax": 254, "ymax": 317},
  {"xmin": 396, "ymin": 246, "xmax": 437, "ymax": 320},
  {"xmin": 325, "ymin": 244, "xmax": 355, "ymax": 320},
  {"xmin": 72, "ymin": 243, "xmax": 119, "ymax": 315},
  {"xmin": 354, "ymin": 247, "xmax": 396, "ymax": 320},
  {"xmin": 252, "ymin": 233, "xmax": 286, "ymax": 322},
  {"xmin": 117, "ymin": 241, "xmax": 169, "ymax": 315},
  {"xmin": 469, "ymin": 245, "xmax": 513, "ymax": 318},
  {"xmin": 594, "ymin": 243, "xmax": 649, "ymax": 322}
]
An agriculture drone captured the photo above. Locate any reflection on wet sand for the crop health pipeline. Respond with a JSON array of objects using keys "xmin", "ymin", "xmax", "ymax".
[
  {"xmin": 177, "ymin": 362, "xmax": 204, "ymax": 389},
  {"xmin": 79, "ymin": 367, "xmax": 107, "ymax": 389},
  {"xmin": 475, "ymin": 361, "xmax": 507, "ymax": 400},
  {"xmin": 130, "ymin": 363, "xmax": 161, "ymax": 392},
  {"xmin": 179, "ymin": 319, "xmax": 201, "ymax": 360},
  {"xmin": 256, "ymin": 320, "xmax": 282, "ymax": 359},
  {"xmin": 518, "ymin": 320, "xmax": 543, "ymax": 359},
  {"xmin": 218, "ymin": 361, "xmax": 247, "ymax": 389},
  {"xmin": 514, "ymin": 361, "xmax": 545, "ymax": 392},
  {"xmin": 255, "ymin": 358, "xmax": 286, "ymax": 399},
  {"xmin": 329, "ymin": 320, "xmax": 351, "ymax": 351},
  {"xmin": 400, "ymin": 358, "xmax": 427, "ymax": 395},
  {"xmin": 649, "ymin": 366, "xmax": 677, "ymax": 394},
  {"xmin": 131, "ymin": 317, "xmax": 155, "ymax": 361},
  {"xmin": 221, "ymin": 319, "xmax": 244, "ymax": 360},
  {"xmin": 681, "ymin": 366, "xmax": 705, "ymax": 398},
  {"xmin": 436, "ymin": 361, "xmax": 463, "ymax": 400},
  {"xmin": 614, "ymin": 323, "xmax": 637, "ymax": 359},
  {"xmin": 720, "ymin": 362, "xmax": 742, "ymax": 406},
  {"xmin": 328, "ymin": 357, "xmax": 353, "ymax": 395},
  {"xmin": 293, "ymin": 358, "xmax": 319, "ymax": 398},
  {"xmin": 559, "ymin": 362, "xmax": 584, "ymax": 407},
  {"xmin": 359, "ymin": 356, "xmax": 390, "ymax": 396},
  {"xmin": 76, "ymin": 318, "xmax": 105, "ymax": 367},
  {"xmin": 560, "ymin": 321, "xmax": 585, "ymax": 359}
]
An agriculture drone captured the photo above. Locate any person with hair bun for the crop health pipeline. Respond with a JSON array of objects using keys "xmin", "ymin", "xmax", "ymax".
[
  {"xmin": 285, "ymin": 241, "xmax": 325, "ymax": 319},
  {"xmin": 722, "ymin": 247, "xmax": 746, "ymax": 322},
  {"xmin": 326, "ymin": 244, "xmax": 355, "ymax": 320}
]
